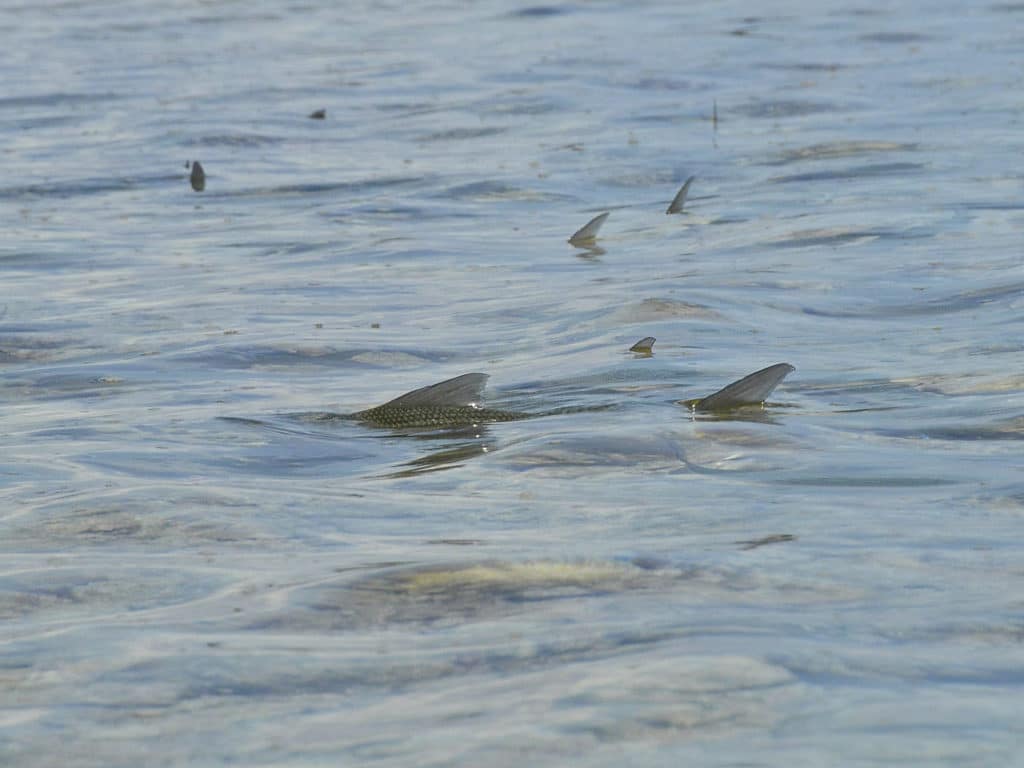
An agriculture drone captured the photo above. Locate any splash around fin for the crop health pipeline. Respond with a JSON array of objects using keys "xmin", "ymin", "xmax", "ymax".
[{"xmin": 681, "ymin": 363, "xmax": 795, "ymax": 412}]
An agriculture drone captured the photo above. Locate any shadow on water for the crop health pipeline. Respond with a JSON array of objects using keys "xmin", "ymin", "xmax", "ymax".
[
  {"xmin": 874, "ymin": 416, "xmax": 1024, "ymax": 442},
  {"xmin": 210, "ymin": 175, "xmax": 425, "ymax": 199},
  {"xmin": 769, "ymin": 162, "xmax": 925, "ymax": 184},
  {"xmin": 732, "ymin": 98, "xmax": 839, "ymax": 118},
  {"xmin": 385, "ymin": 440, "xmax": 495, "ymax": 478},
  {"xmin": 0, "ymin": 174, "xmax": 183, "ymax": 199},
  {"xmin": 683, "ymin": 402, "xmax": 793, "ymax": 425},
  {"xmin": 763, "ymin": 227, "xmax": 930, "ymax": 248},
  {"xmin": 803, "ymin": 280, "xmax": 1024, "ymax": 319},
  {"xmin": 219, "ymin": 413, "xmax": 503, "ymax": 478},
  {"xmin": 760, "ymin": 140, "xmax": 918, "ymax": 165},
  {"xmin": 180, "ymin": 344, "xmax": 447, "ymax": 370}
]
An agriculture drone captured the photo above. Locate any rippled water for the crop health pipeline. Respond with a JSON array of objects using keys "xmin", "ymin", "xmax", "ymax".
[{"xmin": 3, "ymin": 0, "xmax": 1024, "ymax": 765}]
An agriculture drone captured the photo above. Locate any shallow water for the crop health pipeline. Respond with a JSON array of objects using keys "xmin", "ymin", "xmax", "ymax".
[{"xmin": 3, "ymin": 0, "xmax": 1024, "ymax": 765}]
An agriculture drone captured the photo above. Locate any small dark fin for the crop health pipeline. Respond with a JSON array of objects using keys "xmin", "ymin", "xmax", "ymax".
[
  {"xmin": 568, "ymin": 211, "xmax": 610, "ymax": 245},
  {"xmin": 308, "ymin": 108, "xmax": 326, "ymax": 119},
  {"xmin": 190, "ymin": 161, "xmax": 206, "ymax": 192},
  {"xmin": 381, "ymin": 372, "xmax": 489, "ymax": 408},
  {"xmin": 666, "ymin": 176, "xmax": 694, "ymax": 214},
  {"xmin": 629, "ymin": 336, "xmax": 656, "ymax": 353},
  {"xmin": 692, "ymin": 363, "xmax": 795, "ymax": 411}
]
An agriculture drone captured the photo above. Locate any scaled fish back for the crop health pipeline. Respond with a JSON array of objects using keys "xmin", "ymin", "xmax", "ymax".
[{"xmin": 351, "ymin": 372, "xmax": 522, "ymax": 428}]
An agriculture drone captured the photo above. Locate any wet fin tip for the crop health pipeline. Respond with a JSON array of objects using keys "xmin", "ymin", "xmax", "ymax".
[
  {"xmin": 568, "ymin": 211, "xmax": 610, "ymax": 245},
  {"xmin": 688, "ymin": 362, "xmax": 795, "ymax": 411},
  {"xmin": 666, "ymin": 176, "xmax": 694, "ymax": 214},
  {"xmin": 189, "ymin": 161, "xmax": 205, "ymax": 192},
  {"xmin": 381, "ymin": 372, "xmax": 490, "ymax": 408},
  {"xmin": 629, "ymin": 336, "xmax": 656, "ymax": 353}
]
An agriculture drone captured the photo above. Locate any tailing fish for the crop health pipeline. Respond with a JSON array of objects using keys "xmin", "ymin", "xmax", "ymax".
[{"xmin": 337, "ymin": 363, "xmax": 794, "ymax": 429}]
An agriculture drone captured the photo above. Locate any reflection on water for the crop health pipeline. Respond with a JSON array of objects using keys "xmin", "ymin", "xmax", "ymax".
[
  {"xmin": 763, "ymin": 140, "xmax": 919, "ymax": 165},
  {"xmin": 388, "ymin": 440, "xmax": 493, "ymax": 478}
]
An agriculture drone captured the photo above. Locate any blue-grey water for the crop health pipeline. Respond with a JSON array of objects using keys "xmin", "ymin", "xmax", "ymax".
[{"xmin": 3, "ymin": 0, "xmax": 1024, "ymax": 765}]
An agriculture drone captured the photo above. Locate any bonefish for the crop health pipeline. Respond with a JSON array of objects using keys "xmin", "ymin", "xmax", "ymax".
[
  {"xmin": 332, "ymin": 364, "xmax": 794, "ymax": 429},
  {"xmin": 340, "ymin": 373, "xmax": 519, "ymax": 429}
]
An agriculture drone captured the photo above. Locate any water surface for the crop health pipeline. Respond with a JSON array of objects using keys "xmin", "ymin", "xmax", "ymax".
[{"xmin": 3, "ymin": 1, "xmax": 1024, "ymax": 765}]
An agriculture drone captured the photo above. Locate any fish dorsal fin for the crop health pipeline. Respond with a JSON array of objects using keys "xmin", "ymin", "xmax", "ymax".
[
  {"xmin": 569, "ymin": 211, "xmax": 610, "ymax": 244},
  {"xmin": 666, "ymin": 176, "xmax": 694, "ymax": 214},
  {"xmin": 630, "ymin": 336, "xmax": 656, "ymax": 353},
  {"xmin": 381, "ymin": 372, "xmax": 490, "ymax": 408},
  {"xmin": 695, "ymin": 363, "xmax": 794, "ymax": 411}
]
